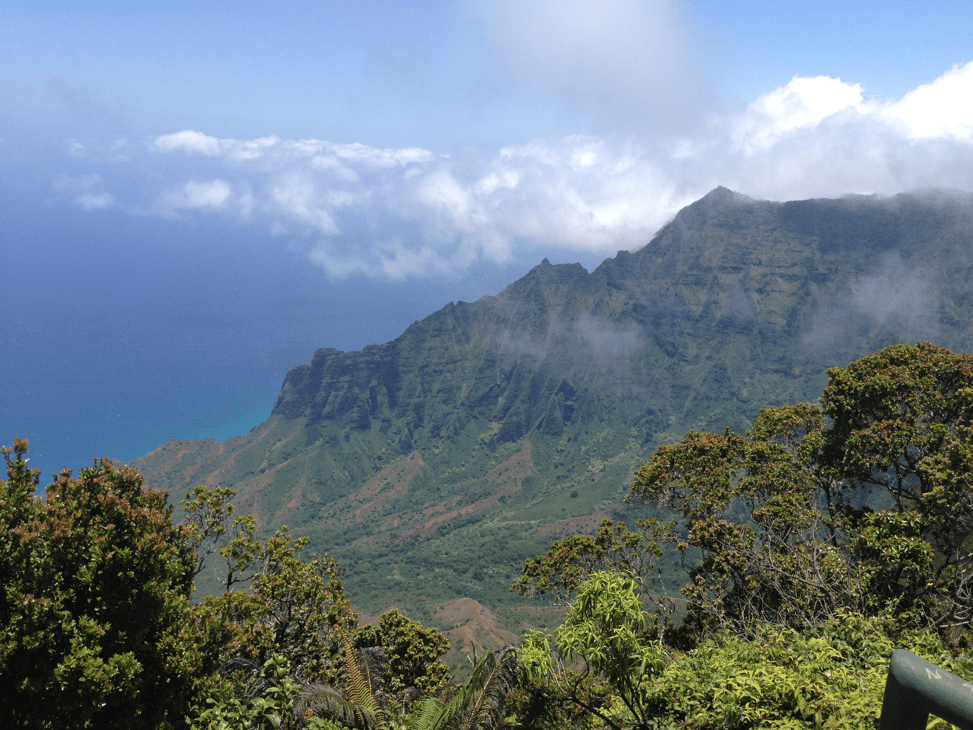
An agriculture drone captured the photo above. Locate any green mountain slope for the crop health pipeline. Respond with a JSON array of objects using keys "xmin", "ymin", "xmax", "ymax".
[{"xmin": 132, "ymin": 186, "xmax": 973, "ymax": 651}]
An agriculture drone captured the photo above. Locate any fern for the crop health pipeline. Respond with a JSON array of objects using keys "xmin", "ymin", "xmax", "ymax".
[{"xmin": 337, "ymin": 625, "xmax": 390, "ymax": 730}]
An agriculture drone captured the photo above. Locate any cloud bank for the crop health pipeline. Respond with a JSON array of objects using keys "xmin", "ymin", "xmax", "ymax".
[{"xmin": 64, "ymin": 62, "xmax": 973, "ymax": 280}]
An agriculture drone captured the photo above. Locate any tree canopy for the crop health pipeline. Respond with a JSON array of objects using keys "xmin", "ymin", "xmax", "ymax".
[
  {"xmin": 0, "ymin": 441, "xmax": 198, "ymax": 729},
  {"xmin": 0, "ymin": 442, "xmax": 459, "ymax": 730},
  {"xmin": 630, "ymin": 342, "xmax": 973, "ymax": 643}
]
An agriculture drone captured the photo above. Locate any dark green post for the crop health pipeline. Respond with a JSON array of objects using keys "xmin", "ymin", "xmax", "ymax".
[{"xmin": 879, "ymin": 649, "xmax": 973, "ymax": 730}]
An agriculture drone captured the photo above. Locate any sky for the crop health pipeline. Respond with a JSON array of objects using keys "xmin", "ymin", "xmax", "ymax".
[{"xmin": 2, "ymin": 0, "xmax": 973, "ymax": 479}]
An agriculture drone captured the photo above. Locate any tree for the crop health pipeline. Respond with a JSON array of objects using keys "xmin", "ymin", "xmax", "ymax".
[
  {"xmin": 196, "ymin": 524, "xmax": 356, "ymax": 685},
  {"xmin": 193, "ymin": 654, "xmax": 337, "ymax": 730},
  {"xmin": 181, "ymin": 485, "xmax": 242, "ymax": 584},
  {"xmin": 631, "ymin": 342, "xmax": 973, "ymax": 643},
  {"xmin": 354, "ymin": 609, "xmax": 451, "ymax": 701},
  {"xmin": 822, "ymin": 341, "xmax": 973, "ymax": 634},
  {"xmin": 0, "ymin": 455, "xmax": 457, "ymax": 729},
  {"xmin": 179, "ymin": 487, "xmax": 467, "ymax": 730},
  {"xmin": 516, "ymin": 571, "xmax": 666, "ymax": 730},
  {"xmin": 510, "ymin": 518, "xmax": 676, "ymax": 614},
  {"xmin": 177, "ymin": 486, "xmax": 357, "ymax": 685},
  {"xmin": 631, "ymin": 403, "xmax": 850, "ymax": 638},
  {"xmin": 0, "ymin": 443, "xmax": 201, "ymax": 729},
  {"xmin": 197, "ymin": 624, "xmax": 479, "ymax": 730}
]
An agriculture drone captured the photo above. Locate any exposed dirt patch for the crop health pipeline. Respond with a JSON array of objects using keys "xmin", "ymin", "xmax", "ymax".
[
  {"xmin": 204, "ymin": 450, "xmax": 248, "ymax": 489},
  {"xmin": 312, "ymin": 452, "xmax": 425, "ymax": 524},
  {"xmin": 432, "ymin": 597, "xmax": 519, "ymax": 668},
  {"xmin": 353, "ymin": 609, "xmax": 382, "ymax": 627},
  {"xmin": 132, "ymin": 439, "xmax": 220, "ymax": 494},
  {"xmin": 346, "ymin": 451, "xmax": 425, "ymax": 521},
  {"xmin": 283, "ymin": 487, "xmax": 304, "ymax": 513},
  {"xmin": 419, "ymin": 442, "xmax": 534, "ymax": 538},
  {"xmin": 233, "ymin": 488, "xmax": 266, "ymax": 528},
  {"xmin": 421, "ymin": 493, "xmax": 463, "ymax": 517}
]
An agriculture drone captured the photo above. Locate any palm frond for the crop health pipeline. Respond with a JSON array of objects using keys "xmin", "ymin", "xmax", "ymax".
[
  {"xmin": 423, "ymin": 647, "xmax": 519, "ymax": 730},
  {"xmin": 294, "ymin": 682, "xmax": 373, "ymax": 730}
]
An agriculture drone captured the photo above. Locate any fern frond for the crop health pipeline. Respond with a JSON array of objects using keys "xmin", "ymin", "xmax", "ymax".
[
  {"xmin": 338, "ymin": 625, "xmax": 390, "ymax": 730},
  {"xmin": 456, "ymin": 647, "xmax": 518, "ymax": 730},
  {"xmin": 405, "ymin": 696, "xmax": 447, "ymax": 730}
]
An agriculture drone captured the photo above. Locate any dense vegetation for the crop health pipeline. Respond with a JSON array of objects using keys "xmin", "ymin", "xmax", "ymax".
[{"xmin": 4, "ymin": 342, "xmax": 973, "ymax": 728}]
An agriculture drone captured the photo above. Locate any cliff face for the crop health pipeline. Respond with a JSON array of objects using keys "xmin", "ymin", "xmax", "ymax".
[{"xmin": 133, "ymin": 187, "xmax": 973, "ymax": 644}]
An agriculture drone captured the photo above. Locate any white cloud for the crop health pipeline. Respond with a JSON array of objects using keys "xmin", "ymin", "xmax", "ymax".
[
  {"xmin": 167, "ymin": 179, "xmax": 233, "ymax": 209},
  {"xmin": 154, "ymin": 130, "xmax": 223, "ymax": 156},
  {"xmin": 154, "ymin": 130, "xmax": 280, "ymax": 161},
  {"xmin": 887, "ymin": 62, "xmax": 973, "ymax": 140},
  {"xmin": 701, "ymin": 62, "xmax": 973, "ymax": 201},
  {"xmin": 67, "ymin": 62, "xmax": 973, "ymax": 280},
  {"xmin": 270, "ymin": 172, "xmax": 344, "ymax": 234},
  {"xmin": 56, "ymin": 174, "xmax": 116, "ymax": 210},
  {"xmin": 415, "ymin": 169, "xmax": 476, "ymax": 229},
  {"xmin": 331, "ymin": 143, "xmax": 436, "ymax": 167},
  {"xmin": 725, "ymin": 62, "xmax": 973, "ymax": 157},
  {"xmin": 308, "ymin": 238, "xmax": 463, "ymax": 281},
  {"xmin": 68, "ymin": 138, "xmax": 128, "ymax": 159},
  {"xmin": 731, "ymin": 76, "xmax": 865, "ymax": 153}
]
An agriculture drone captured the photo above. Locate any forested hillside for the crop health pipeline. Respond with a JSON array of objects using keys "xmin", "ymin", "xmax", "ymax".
[
  {"xmin": 132, "ymin": 187, "xmax": 973, "ymax": 647},
  {"xmin": 7, "ymin": 342, "xmax": 973, "ymax": 728}
]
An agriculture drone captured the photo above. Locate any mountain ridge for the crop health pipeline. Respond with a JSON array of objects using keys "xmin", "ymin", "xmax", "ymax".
[{"xmin": 133, "ymin": 186, "xmax": 973, "ymax": 655}]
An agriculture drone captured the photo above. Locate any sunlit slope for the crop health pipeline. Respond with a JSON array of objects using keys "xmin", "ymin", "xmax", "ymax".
[{"xmin": 134, "ymin": 186, "xmax": 973, "ymax": 632}]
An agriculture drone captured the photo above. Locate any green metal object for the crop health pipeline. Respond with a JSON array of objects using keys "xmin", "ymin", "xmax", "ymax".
[{"xmin": 879, "ymin": 649, "xmax": 973, "ymax": 730}]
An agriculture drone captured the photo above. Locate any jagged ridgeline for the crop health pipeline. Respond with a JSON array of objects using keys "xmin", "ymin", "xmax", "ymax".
[{"xmin": 134, "ymin": 187, "xmax": 973, "ymax": 641}]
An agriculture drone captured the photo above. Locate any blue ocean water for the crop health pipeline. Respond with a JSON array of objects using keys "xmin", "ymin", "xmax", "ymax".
[{"xmin": 1, "ymin": 195, "xmax": 524, "ymax": 485}]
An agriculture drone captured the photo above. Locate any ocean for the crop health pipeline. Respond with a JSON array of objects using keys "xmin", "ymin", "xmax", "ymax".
[{"xmin": 2, "ymin": 195, "xmax": 523, "ymax": 485}]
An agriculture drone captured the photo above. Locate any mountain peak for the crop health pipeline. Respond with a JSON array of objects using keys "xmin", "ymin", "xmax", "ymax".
[
  {"xmin": 655, "ymin": 186, "xmax": 759, "ymax": 236},
  {"xmin": 516, "ymin": 258, "xmax": 589, "ymax": 285},
  {"xmin": 698, "ymin": 186, "xmax": 751, "ymax": 206}
]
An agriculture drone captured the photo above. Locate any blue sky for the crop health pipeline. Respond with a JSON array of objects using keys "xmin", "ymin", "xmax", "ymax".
[{"xmin": 2, "ymin": 0, "xmax": 973, "ymax": 478}]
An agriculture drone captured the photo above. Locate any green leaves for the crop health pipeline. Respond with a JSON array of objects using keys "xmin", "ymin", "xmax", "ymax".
[
  {"xmin": 823, "ymin": 342, "xmax": 973, "ymax": 635},
  {"xmin": 510, "ymin": 517, "xmax": 676, "ymax": 624},
  {"xmin": 632, "ymin": 405, "xmax": 844, "ymax": 637},
  {"xmin": 515, "ymin": 571, "xmax": 666, "ymax": 730},
  {"xmin": 354, "ymin": 609, "xmax": 450, "ymax": 699},
  {"xmin": 0, "ymin": 448, "xmax": 201, "ymax": 729},
  {"xmin": 198, "ymin": 522, "xmax": 355, "ymax": 687},
  {"xmin": 193, "ymin": 655, "xmax": 337, "ymax": 730},
  {"xmin": 556, "ymin": 572, "xmax": 663, "ymax": 681},
  {"xmin": 0, "ymin": 457, "xmax": 467, "ymax": 729}
]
